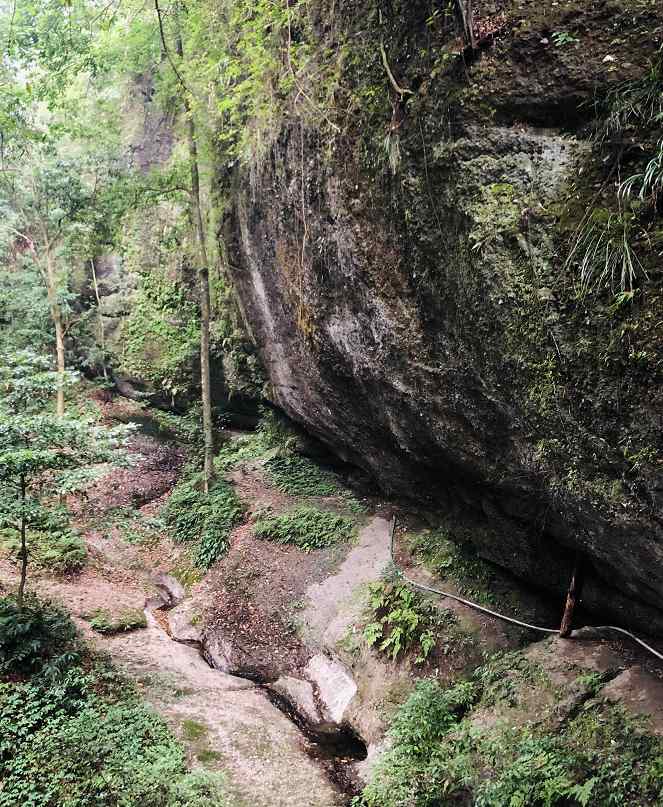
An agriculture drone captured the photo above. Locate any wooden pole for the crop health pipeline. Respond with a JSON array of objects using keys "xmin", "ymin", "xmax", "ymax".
[{"xmin": 559, "ymin": 552, "xmax": 584, "ymax": 638}]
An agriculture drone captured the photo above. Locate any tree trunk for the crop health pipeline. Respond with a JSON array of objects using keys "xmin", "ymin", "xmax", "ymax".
[
  {"xmin": 457, "ymin": 0, "xmax": 476, "ymax": 50},
  {"xmin": 45, "ymin": 245, "xmax": 65, "ymax": 416},
  {"xmin": 176, "ymin": 33, "xmax": 215, "ymax": 493},
  {"xmin": 559, "ymin": 553, "xmax": 584, "ymax": 638},
  {"xmin": 90, "ymin": 258, "xmax": 108, "ymax": 379},
  {"xmin": 17, "ymin": 477, "xmax": 27, "ymax": 608}
]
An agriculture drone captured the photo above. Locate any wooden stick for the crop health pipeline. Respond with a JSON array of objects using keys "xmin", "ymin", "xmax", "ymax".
[{"xmin": 560, "ymin": 552, "xmax": 584, "ymax": 638}]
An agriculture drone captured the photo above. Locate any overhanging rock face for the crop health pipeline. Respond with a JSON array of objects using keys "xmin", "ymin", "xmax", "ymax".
[{"xmin": 224, "ymin": 3, "xmax": 663, "ymax": 634}]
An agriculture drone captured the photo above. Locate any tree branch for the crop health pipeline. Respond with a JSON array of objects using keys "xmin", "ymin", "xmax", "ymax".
[
  {"xmin": 153, "ymin": 0, "xmax": 191, "ymax": 96},
  {"xmin": 379, "ymin": 42, "xmax": 414, "ymax": 98}
]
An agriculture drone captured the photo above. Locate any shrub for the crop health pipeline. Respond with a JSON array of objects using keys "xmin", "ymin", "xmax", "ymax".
[
  {"xmin": 1, "ymin": 526, "xmax": 87, "ymax": 574},
  {"xmin": 253, "ymin": 505, "xmax": 354, "ymax": 551},
  {"xmin": 87, "ymin": 607, "xmax": 147, "ymax": 635},
  {"xmin": 0, "ymin": 669, "xmax": 228, "ymax": 807},
  {"xmin": 363, "ymin": 580, "xmax": 450, "ymax": 663},
  {"xmin": 357, "ymin": 678, "xmax": 478, "ymax": 807},
  {"xmin": 164, "ymin": 475, "xmax": 244, "ymax": 569},
  {"xmin": 0, "ymin": 595, "xmax": 80, "ymax": 678}
]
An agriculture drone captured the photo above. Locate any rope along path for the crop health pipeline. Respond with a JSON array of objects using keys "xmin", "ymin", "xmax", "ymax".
[{"xmin": 388, "ymin": 516, "xmax": 663, "ymax": 664}]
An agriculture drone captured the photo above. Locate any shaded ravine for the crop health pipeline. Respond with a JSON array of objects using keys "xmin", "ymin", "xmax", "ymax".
[{"xmin": 150, "ymin": 574, "xmax": 368, "ymax": 803}]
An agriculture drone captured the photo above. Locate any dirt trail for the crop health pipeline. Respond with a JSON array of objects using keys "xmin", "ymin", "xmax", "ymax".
[
  {"xmin": 5, "ymin": 396, "xmax": 663, "ymax": 806},
  {"xmin": 303, "ymin": 515, "xmax": 392, "ymax": 648},
  {"xmin": 0, "ymin": 403, "xmax": 343, "ymax": 807}
]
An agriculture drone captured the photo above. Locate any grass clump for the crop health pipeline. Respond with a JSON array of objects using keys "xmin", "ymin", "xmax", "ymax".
[
  {"xmin": 164, "ymin": 474, "xmax": 244, "ymax": 569},
  {"xmin": 87, "ymin": 607, "xmax": 147, "ymax": 635},
  {"xmin": 253, "ymin": 505, "xmax": 354, "ymax": 551},
  {"xmin": 363, "ymin": 580, "xmax": 453, "ymax": 663},
  {"xmin": 182, "ymin": 719, "xmax": 208, "ymax": 741}
]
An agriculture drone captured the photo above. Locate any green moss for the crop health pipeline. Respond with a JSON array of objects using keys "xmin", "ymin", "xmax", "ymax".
[
  {"xmin": 182, "ymin": 719, "xmax": 208, "ymax": 741},
  {"xmin": 120, "ymin": 270, "xmax": 200, "ymax": 397},
  {"xmin": 87, "ymin": 607, "xmax": 147, "ymax": 635}
]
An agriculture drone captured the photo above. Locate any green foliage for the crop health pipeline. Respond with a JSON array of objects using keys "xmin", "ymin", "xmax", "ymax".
[
  {"xmin": 253, "ymin": 505, "xmax": 354, "ymax": 551},
  {"xmin": 0, "ymin": 595, "xmax": 80, "ymax": 679},
  {"xmin": 475, "ymin": 650, "xmax": 548, "ymax": 707},
  {"xmin": 265, "ymin": 454, "xmax": 341, "ymax": 496},
  {"xmin": 121, "ymin": 271, "xmax": 200, "ymax": 398},
  {"xmin": 551, "ymin": 31, "xmax": 579, "ymax": 47},
  {"xmin": 0, "ymin": 350, "xmax": 131, "ymax": 598},
  {"xmin": 87, "ymin": 607, "xmax": 147, "ymax": 635},
  {"xmin": 216, "ymin": 431, "xmax": 268, "ymax": 470},
  {"xmin": 182, "ymin": 0, "xmax": 325, "ymax": 163},
  {"xmin": 566, "ymin": 207, "xmax": 646, "ymax": 293},
  {"xmin": 620, "ymin": 138, "xmax": 663, "ymax": 205},
  {"xmin": 150, "ymin": 407, "xmax": 203, "ymax": 446},
  {"xmin": 363, "ymin": 580, "xmax": 449, "ymax": 663},
  {"xmin": 1, "ymin": 526, "xmax": 87, "ymax": 574},
  {"xmin": 569, "ymin": 47, "xmax": 663, "ymax": 296},
  {"xmin": 408, "ymin": 529, "xmax": 498, "ymax": 606},
  {"xmin": 596, "ymin": 47, "xmax": 663, "ymax": 145},
  {"xmin": 475, "ymin": 732, "xmax": 586, "ymax": 807},
  {"xmin": 357, "ymin": 651, "xmax": 663, "ymax": 807},
  {"xmin": 0, "ymin": 665, "xmax": 228, "ymax": 806},
  {"xmin": 215, "ymin": 409, "xmax": 293, "ymax": 471},
  {"xmin": 356, "ymin": 678, "xmax": 478, "ymax": 807},
  {"xmin": 0, "ymin": 266, "xmax": 51, "ymax": 354},
  {"xmin": 164, "ymin": 475, "xmax": 244, "ymax": 569}
]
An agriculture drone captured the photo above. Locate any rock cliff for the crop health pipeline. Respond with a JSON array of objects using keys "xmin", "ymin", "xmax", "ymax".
[{"xmin": 226, "ymin": 1, "xmax": 663, "ymax": 632}]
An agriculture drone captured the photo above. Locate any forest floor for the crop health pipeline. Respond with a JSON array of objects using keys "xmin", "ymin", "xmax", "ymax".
[{"xmin": 3, "ymin": 393, "xmax": 663, "ymax": 805}]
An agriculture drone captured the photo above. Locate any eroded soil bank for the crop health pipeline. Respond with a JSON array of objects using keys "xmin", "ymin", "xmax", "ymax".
[{"xmin": 3, "ymin": 395, "xmax": 663, "ymax": 805}]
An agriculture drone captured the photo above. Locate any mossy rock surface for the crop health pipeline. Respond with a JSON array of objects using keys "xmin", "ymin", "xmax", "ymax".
[{"xmin": 225, "ymin": 0, "xmax": 663, "ymax": 632}]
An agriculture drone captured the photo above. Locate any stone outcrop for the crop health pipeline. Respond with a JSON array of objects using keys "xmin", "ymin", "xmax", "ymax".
[{"xmin": 225, "ymin": 1, "xmax": 663, "ymax": 632}]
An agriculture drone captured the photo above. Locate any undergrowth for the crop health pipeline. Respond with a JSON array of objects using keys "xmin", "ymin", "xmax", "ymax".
[
  {"xmin": 163, "ymin": 474, "xmax": 244, "ymax": 569},
  {"xmin": 1, "ymin": 525, "xmax": 87, "ymax": 575},
  {"xmin": 253, "ymin": 505, "xmax": 354, "ymax": 551},
  {"xmin": 264, "ymin": 454, "xmax": 341, "ymax": 496},
  {"xmin": 363, "ymin": 580, "xmax": 455, "ymax": 663},
  {"xmin": 0, "ymin": 597, "xmax": 228, "ymax": 807},
  {"xmin": 217, "ymin": 413, "xmax": 367, "ymax": 509},
  {"xmin": 356, "ymin": 651, "xmax": 663, "ymax": 807},
  {"xmin": 408, "ymin": 529, "xmax": 497, "ymax": 606},
  {"xmin": 0, "ymin": 595, "xmax": 80, "ymax": 679}
]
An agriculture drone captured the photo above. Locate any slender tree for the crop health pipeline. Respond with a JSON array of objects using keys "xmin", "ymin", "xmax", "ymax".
[
  {"xmin": 155, "ymin": 0, "xmax": 216, "ymax": 492},
  {"xmin": 0, "ymin": 158, "xmax": 94, "ymax": 415},
  {"xmin": 0, "ymin": 351, "xmax": 129, "ymax": 605}
]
